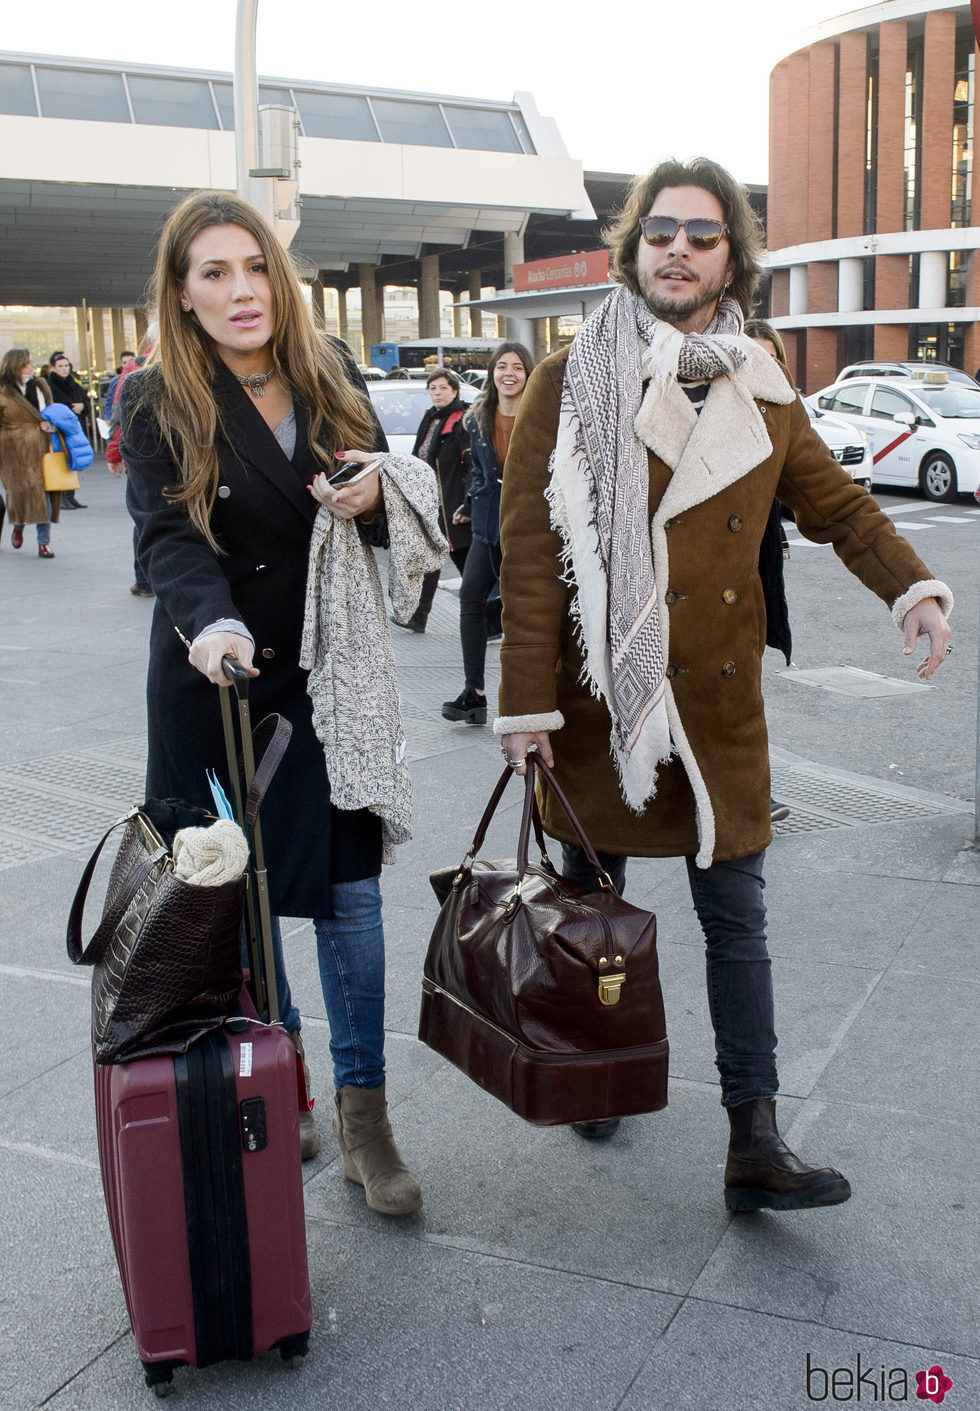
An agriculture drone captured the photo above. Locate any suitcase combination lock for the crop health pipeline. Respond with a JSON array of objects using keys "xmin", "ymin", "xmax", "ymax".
[{"xmin": 240, "ymin": 1097, "xmax": 268, "ymax": 1152}]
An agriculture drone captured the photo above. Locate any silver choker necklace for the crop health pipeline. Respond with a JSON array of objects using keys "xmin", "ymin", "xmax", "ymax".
[{"xmin": 234, "ymin": 367, "xmax": 278, "ymax": 398}]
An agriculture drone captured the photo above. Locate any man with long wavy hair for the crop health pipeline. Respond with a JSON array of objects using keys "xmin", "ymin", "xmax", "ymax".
[{"xmin": 495, "ymin": 157, "xmax": 952, "ymax": 1211}]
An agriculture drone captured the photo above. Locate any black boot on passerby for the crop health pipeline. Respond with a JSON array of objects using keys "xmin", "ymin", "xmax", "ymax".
[
  {"xmin": 63, "ymin": 492, "xmax": 87, "ymax": 509},
  {"xmin": 392, "ymin": 568, "xmax": 439, "ymax": 633},
  {"xmin": 441, "ymin": 688, "xmax": 487, "ymax": 724},
  {"xmin": 724, "ymin": 1099, "xmax": 851, "ymax": 1211}
]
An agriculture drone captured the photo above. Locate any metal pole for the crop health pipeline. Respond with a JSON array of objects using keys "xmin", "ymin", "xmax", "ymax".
[
  {"xmin": 234, "ymin": 0, "xmax": 259, "ymax": 201},
  {"xmin": 975, "ymin": 592, "xmax": 980, "ymax": 848}
]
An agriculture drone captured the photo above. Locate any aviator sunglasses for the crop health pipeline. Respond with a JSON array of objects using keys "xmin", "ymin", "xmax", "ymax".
[{"xmin": 638, "ymin": 215, "xmax": 730, "ymax": 250}]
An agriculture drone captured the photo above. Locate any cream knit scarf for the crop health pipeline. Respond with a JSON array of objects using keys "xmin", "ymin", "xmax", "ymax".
[{"xmin": 546, "ymin": 284, "xmax": 745, "ymax": 811}]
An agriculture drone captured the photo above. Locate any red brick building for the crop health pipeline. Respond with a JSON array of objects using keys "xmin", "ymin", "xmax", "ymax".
[{"xmin": 767, "ymin": 0, "xmax": 980, "ymax": 392}]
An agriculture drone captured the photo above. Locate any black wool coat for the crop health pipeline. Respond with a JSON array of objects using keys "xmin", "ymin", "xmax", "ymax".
[{"xmin": 121, "ymin": 356, "xmax": 387, "ymax": 918}]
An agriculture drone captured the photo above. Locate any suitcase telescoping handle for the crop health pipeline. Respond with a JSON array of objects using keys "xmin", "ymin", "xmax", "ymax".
[{"xmin": 219, "ymin": 656, "xmax": 290, "ymax": 1024}]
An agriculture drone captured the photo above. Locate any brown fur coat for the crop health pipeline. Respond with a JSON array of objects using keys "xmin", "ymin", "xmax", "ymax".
[{"xmin": 0, "ymin": 378, "xmax": 59, "ymax": 524}]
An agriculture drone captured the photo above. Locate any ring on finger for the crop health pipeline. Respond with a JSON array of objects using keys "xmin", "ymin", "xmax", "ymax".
[{"xmin": 507, "ymin": 757, "xmax": 526, "ymax": 768}]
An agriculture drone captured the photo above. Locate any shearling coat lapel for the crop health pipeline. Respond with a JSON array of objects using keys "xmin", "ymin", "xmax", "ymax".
[{"xmin": 636, "ymin": 339, "xmax": 796, "ymax": 525}]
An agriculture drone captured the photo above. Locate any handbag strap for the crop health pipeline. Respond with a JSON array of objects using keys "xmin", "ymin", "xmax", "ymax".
[
  {"xmin": 452, "ymin": 754, "xmax": 611, "ymax": 891},
  {"xmin": 66, "ymin": 811, "xmax": 164, "ymax": 966}
]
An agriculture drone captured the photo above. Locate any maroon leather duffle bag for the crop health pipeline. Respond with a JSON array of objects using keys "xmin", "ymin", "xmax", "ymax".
[{"xmin": 419, "ymin": 755, "xmax": 668, "ymax": 1126}]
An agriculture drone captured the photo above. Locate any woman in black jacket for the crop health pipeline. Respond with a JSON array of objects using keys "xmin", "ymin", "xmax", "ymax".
[
  {"xmin": 121, "ymin": 189, "xmax": 421, "ymax": 1214},
  {"xmin": 392, "ymin": 365, "xmax": 471, "ymax": 632},
  {"xmin": 47, "ymin": 352, "xmax": 89, "ymax": 507}
]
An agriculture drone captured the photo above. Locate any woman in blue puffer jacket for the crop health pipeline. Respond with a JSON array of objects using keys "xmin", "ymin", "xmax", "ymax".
[{"xmin": 441, "ymin": 342, "xmax": 535, "ymax": 725}]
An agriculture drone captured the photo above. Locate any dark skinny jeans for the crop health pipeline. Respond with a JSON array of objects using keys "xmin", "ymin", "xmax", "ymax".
[
  {"xmin": 460, "ymin": 539, "xmax": 502, "ymax": 691},
  {"xmin": 560, "ymin": 844, "xmax": 777, "ymax": 1109}
]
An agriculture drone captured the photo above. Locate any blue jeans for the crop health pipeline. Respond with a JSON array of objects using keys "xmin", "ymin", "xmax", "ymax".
[
  {"xmin": 14, "ymin": 493, "xmax": 52, "ymax": 545},
  {"xmin": 314, "ymin": 876, "xmax": 386, "ymax": 1092},
  {"xmin": 561, "ymin": 845, "xmax": 777, "ymax": 1108}
]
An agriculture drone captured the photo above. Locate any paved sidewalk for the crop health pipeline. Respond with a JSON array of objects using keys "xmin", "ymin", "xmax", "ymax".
[{"xmin": 1, "ymin": 464, "xmax": 978, "ymax": 1410}]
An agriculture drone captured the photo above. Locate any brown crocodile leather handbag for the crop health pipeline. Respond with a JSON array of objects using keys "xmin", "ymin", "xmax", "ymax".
[
  {"xmin": 419, "ymin": 755, "xmax": 668, "ymax": 1125},
  {"xmin": 66, "ymin": 715, "xmax": 290, "ymax": 1064}
]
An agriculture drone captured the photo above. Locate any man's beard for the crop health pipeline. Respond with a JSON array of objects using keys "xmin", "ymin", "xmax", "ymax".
[{"xmin": 639, "ymin": 264, "xmax": 730, "ymax": 329}]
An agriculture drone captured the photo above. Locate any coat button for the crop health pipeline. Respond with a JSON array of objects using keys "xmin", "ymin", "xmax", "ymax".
[
  {"xmin": 665, "ymin": 663, "xmax": 679, "ymax": 679},
  {"xmin": 664, "ymin": 518, "xmax": 675, "ymax": 531},
  {"xmin": 261, "ymin": 647, "xmax": 275, "ymax": 659},
  {"xmin": 721, "ymin": 660, "xmax": 736, "ymax": 677},
  {"xmin": 664, "ymin": 589, "xmax": 679, "ymax": 606},
  {"xmin": 217, "ymin": 485, "xmax": 231, "ymax": 499},
  {"xmin": 722, "ymin": 588, "xmax": 738, "ymax": 605},
  {"xmin": 728, "ymin": 514, "xmax": 743, "ymax": 532}
]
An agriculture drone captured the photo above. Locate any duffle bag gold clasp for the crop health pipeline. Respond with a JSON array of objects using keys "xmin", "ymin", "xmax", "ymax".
[{"xmin": 597, "ymin": 955, "xmax": 626, "ymax": 1005}]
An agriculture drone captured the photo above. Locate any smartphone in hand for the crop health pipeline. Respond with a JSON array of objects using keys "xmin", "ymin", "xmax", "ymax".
[{"xmin": 327, "ymin": 455, "xmax": 383, "ymax": 487}]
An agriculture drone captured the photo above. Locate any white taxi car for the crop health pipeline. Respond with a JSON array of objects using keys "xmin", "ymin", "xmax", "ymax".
[
  {"xmin": 809, "ymin": 372, "xmax": 980, "ymax": 502},
  {"xmin": 804, "ymin": 400, "xmax": 872, "ymax": 490}
]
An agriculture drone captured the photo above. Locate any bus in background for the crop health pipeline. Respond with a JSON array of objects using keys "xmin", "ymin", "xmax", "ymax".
[{"xmin": 369, "ymin": 337, "xmax": 500, "ymax": 376}]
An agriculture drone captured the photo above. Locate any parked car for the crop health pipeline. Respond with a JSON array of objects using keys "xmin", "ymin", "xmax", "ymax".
[
  {"xmin": 836, "ymin": 359, "xmax": 979, "ymax": 389},
  {"xmin": 808, "ymin": 374, "xmax": 980, "ymax": 501},
  {"xmin": 804, "ymin": 399, "xmax": 872, "ymax": 490},
  {"xmin": 367, "ymin": 379, "xmax": 478, "ymax": 455}
]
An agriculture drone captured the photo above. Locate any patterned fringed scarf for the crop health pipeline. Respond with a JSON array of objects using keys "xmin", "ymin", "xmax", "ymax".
[{"xmin": 546, "ymin": 285, "xmax": 746, "ymax": 812}]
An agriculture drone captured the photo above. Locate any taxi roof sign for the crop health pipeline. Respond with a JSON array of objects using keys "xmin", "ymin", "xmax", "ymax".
[{"xmin": 908, "ymin": 367, "xmax": 949, "ymax": 384}]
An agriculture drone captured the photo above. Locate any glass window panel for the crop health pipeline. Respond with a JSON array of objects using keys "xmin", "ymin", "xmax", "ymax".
[
  {"xmin": 509, "ymin": 109, "xmax": 536, "ymax": 155},
  {"xmin": 0, "ymin": 64, "xmax": 37, "ymax": 116},
  {"xmin": 295, "ymin": 90, "xmax": 378, "ymax": 141},
  {"xmin": 869, "ymin": 388, "xmax": 914, "ymax": 420},
  {"xmin": 259, "ymin": 86, "xmax": 293, "ymax": 107},
  {"xmin": 127, "ymin": 75, "xmax": 218, "ymax": 129},
  {"xmin": 372, "ymin": 99, "xmax": 451, "ymax": 147},
  {"xmin": 212, "ymin": 82, "xmax": 234, "ymax": 130},
  {"xmin": 35, "ymin": 67, "xmax": 129, "ymax": 123},
  {"xmin": 830, "ymin": 383, "xmax": 869, "ymax": 414},
  {"xmin": 443, "ymin": 107, "xmax": 521, "ymax": 154}
]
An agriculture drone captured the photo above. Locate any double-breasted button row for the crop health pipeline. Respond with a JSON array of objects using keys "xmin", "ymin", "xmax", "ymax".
[
  {"xmin": 664, "ymin": 587, "xmax": 737, "ymax": 606},
  {"xmin": 728, "ymin": 514, "xmax": 743, "ymax": 532},
  {"xmin": 722, "ymin": 661, "xmax": 736, "ymax": 677}
]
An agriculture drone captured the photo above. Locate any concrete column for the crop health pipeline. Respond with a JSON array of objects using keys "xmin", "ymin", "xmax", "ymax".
[
  {"xmin": 133, "ymin": 307, "xmax": 149, "ymax": 345},
  {"xmin": 921, "ymin": 9, "xmax": 957, "ymax": 229},
  {"xmin": 807, "ymin": 43, "xmax": 837, "ymax": 241},
  {"xmin": 309, "ymin": 276, "xmax": 325, "ymax": 330},
  {"xmin": 532, "ymin": 319, "xmax": 548, "ymax": 362},
  {"xmin": 837, "ymin": 30, "xmax": 869, "ymax": 238},
  {"xmin": 918, "ymin": 249, "xmax": 947, "ymax": 309},
  {"xmin": 110, "ymin": 308, "xmax": 126, "ymax": 365},
  {"xmin": 503, "ymin": 232, "xmax": 532, "ymax": 344},
  {"xmin": 452, "ymin": 293, "xmax": 464, "ymax": 337},
  {"xmin": 548, "ymin": 317, "xmax": 560, "ymax": 352},
  {"xmin": 838, "ymin": 258, "xmax": 864, "ymax": 313},
  {"xmin": 468, "ymin": 269, "xmax": 483, "ymax": 336},
  {"xmin": 877, "ymin": 21, "xmax": 908, "ymax": 233},
  {"xmin": 91, "ymin": 309, "xmax": 106, "ymax": 371},
  {"xmin": 789, "ymin": 265, "xmax": 809, "ymax": 315},
  {"xmin": 358, "ymin": 265, "xmax": 381, "ymax": 363},
  {"xmin": 75, "ymin": 308, "xmax": 88, "ymax": 366},
  {"xmin": 336, "ymin": 287, "xmax": 349, "ymax": 346},
  {"xmin": 418, "ymin": 254, "xmax": 441, "ymax": 339}
]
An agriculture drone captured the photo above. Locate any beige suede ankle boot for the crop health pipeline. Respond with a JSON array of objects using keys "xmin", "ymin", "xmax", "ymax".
[{"xmin": 332, "ymin": 1083, "xmax": 422, "ymax": 1216}]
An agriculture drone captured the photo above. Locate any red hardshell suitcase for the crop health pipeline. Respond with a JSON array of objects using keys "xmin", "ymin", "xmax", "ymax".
[{"xmin": 87, "ymin": 659, "xmax": 312, "ymax": 1393}]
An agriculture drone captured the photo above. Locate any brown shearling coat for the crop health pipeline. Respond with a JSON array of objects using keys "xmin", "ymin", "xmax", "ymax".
[
  {"xmin": 497, "ymin": 343, "xmax": 950, "ymax": 865},
  {"xmin": 0, "ymin": 378, "xmax": 59, "ymax": 525}
]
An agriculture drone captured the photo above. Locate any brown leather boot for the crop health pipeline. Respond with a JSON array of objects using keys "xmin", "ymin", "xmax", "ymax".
[
  {"xmin": 333, "ymin": 1083, "xmax": 422, "ymax": 1216},
  {"xmin": 725, "ymin": 1099, "xmax": 851, "ymax": 1211},
  {"xmin": 289, "ymin": 1032, "xmax": 320, "ymax": 1162}
]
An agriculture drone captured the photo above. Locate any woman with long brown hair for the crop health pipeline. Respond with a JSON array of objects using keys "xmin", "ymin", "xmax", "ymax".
[
  {"xmin": 121, "ymin": 190, "xmax": 422, "ymax": 1215},
  {"xmin": 441, "ymin": 341, "xmax": 534, "ymax": 723},
  {"xmin": 0, "ymin": 348, "xmax": 59, "ymax": 557}
]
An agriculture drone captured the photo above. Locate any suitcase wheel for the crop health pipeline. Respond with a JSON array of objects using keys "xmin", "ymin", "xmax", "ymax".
[
  {"xmin": 142, "ymin": 1363, "xmax": 175, "ymax": 1397},
  {"xmin": 152, "ymin": 1383, "xmax": 174, "ymax": 1399},
  {"xmin": 279, "ymin": 1331, "xmax": 310, "ymax": 1369}
]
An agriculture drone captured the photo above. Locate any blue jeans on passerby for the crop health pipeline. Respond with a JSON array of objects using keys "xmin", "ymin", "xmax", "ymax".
[
  {"xmin": 313, "ymin": 875, "xmax": 386, "ymax": 1092},
  {"xmin": 14, "ymin": 493, "xmax": 52, "ymax": 545},
  {"xmin": 560, "ymin": 844, "xmax": 778, "ymax": 1109}
]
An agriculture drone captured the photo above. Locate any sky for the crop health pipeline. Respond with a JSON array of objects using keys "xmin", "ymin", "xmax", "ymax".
[{"xmin": 2, "ymin": 0, "xmax": 862, "ymax": 183}]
